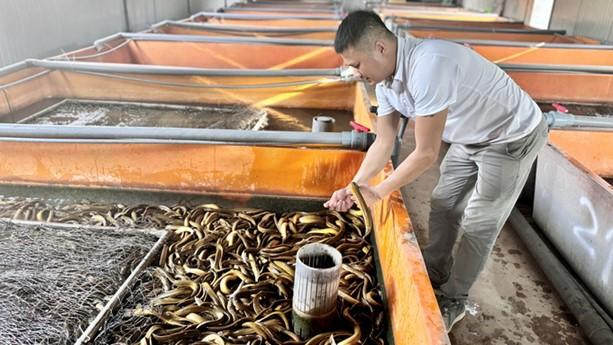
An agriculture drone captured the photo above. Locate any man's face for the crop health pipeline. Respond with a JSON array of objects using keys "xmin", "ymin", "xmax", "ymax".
[{"xmin": 340, "ymin": 40, "xmax": 391, "ymax": 85}]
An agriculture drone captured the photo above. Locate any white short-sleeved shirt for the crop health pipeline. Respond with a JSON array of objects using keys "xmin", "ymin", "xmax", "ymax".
[{"xmin": 376, "ymin": 37, "xmax": 543, "ymax": 145}]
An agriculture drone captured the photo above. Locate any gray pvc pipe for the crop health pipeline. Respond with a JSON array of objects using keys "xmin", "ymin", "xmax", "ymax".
[
  {"xmin": 220, "ymin": 7, "xmax": 340, "ymax": 13},
  {"xmin": 451, "ymin": 39, "xmax": 612, "ymax": 50},
  {"xmin": 0, "ymin": 60, "xmax": 30, "ymax": 77},
  {"xmin": 396, "ymin": 24, "xmax": 566, "ymax": 35},
  {"xmin": 26, "ymin": 59, "xmax": 341, "ymax": 77},
  {"xmin": 92, "ymin": 33, "xmax": 123, "ymax": 49},
  {"xmin": 190, "ymin": 11, "xmax": 340, "ymax": 20},
  {"xmin": 311, "ymin": 116, "xmax": 336, "ymax": 132},
  {"xmin": 236, "ymin": 0, "xmax": 340, "ymax": 6},
  {"xmin": 545, "ymin": 111, "xmax": 613, "ymax": 130},
  {"xmin": 508, "ymin": 209, "xmax": 613, "ymax": 345},
  {"xmin": 499, "ymin": 63, "xmax": 613, "ymax": 74},
  {"xmin": 152, "ymin": 20, "xmax": 337, "ymax": 33},
  {"xmin": 94, "ymin": 33, "xmax": 333, "ymax": 50},
  {"xmin": 0, "ymin": 124, "xmax": 373, "ymax": 150}
]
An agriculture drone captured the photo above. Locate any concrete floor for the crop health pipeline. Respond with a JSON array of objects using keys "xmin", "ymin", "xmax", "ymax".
[{"xmin": 397, "ymin": 126, "xmax": 589, "ymax": 345}]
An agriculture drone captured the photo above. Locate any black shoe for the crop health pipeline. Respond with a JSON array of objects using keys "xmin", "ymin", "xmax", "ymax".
[{"xmin": 437, "ymin": 296, "xmax": 466, "ymax": 333}]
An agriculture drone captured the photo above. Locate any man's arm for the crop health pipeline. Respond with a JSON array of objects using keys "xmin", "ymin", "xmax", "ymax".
[
  {"xmin": 353, "ymin": 111, "xmax": 400, "ymax": 185},
  {"xmin": 324, "ymin": 111, "xmax": 400, "ymax": 211},
  {"xmin": 372, "ymin": 108, "xmax": 447, "ymax": 201}
]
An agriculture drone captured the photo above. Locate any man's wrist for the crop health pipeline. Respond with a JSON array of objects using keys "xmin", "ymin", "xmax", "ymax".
[
  {"xmin": 351, "ymin": 177, "xmax": 368, "ymax": 186},
  {"xmin": 373, "ymin": 183, "xmax": 390, "ymax": 200}
]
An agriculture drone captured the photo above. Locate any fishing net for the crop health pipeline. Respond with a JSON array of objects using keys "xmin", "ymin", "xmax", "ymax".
[
  {"xmin": 91, "ymin": 267, "xmax": 164, "ymax": 345},
  {"xmin": 0, "ymin": 196, "xmax": 386, "ymax": 344},
  {"xmin": 0, "ymin": 221, "xmax": 160, "ymax": 345}
]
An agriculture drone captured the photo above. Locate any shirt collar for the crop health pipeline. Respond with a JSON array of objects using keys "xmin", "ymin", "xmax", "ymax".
[{"xmin": 381, "ymin": 36, "xmax": 417, "ymax": 92}]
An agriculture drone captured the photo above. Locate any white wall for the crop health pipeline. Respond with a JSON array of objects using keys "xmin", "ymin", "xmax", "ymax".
[
  {"xmin": 502, "ymin": 0, "xmax": 532, "ymax": 22},
  {"xmin": 465, "ymin": 0, "xmax": 613, "ymax": 42},
  {"xmin": 0, "ymin": 0, "xmax": 198, "ymax": 67},
  {"xmin": 550, "ymin": 0, "xmax": 613, "ymax": 43},
  {"xmin": 462, "ymin": 0, "xmax": 504, "ymax": 14},
  {"xmin": 189, "ymin": 0, "xmax": 243, "ymax": 13},
  {"xmin": 0, "ymin": 0, "xmax": 125, "ymax": 67},
  {"xmin": 126, "ymin": 0, "xmax": 190, "ymax": 31},
  {"xmin": 527, "ymin": 0, "xmax": 554, "ymax": 29}
]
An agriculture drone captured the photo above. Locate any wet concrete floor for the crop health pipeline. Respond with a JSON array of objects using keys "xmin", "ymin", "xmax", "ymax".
[{"xmin": 398, "ymin": 125, "xmax": 589, "ymax": 345}]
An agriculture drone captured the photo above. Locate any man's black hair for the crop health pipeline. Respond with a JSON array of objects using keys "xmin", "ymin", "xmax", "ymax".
[{"xmin": 334, "ymin": 10, "xmax": 393, "ymax": 54}]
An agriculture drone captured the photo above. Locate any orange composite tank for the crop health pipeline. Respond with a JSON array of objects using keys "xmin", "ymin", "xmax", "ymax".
[
  {"xmin": 401, "ymin": 27, "xmax": 596, "ymax": 44},
  {"xmin": 219, "ymin": 8, "xmax": 338, "ymax": 17},
  {"xmin": 389, "ymin": 16, "xmax": 530, "ymax": 29},
  {"xmin": 55, "ymin": 34, "xmax": 342, "ymax": 70},
  {"xmin": 379, "ymin": 8, "xmax": 509, "ymax": 22},
  {"xmin": 189, "ymin": 12, "xmax": 340, "ymax": 28},
  {"xmin": 151, "ymin": 21, "xmax": 337, "ymax": 40},
  {"xmin": 469, "ymin": 43, "xmax": 613, "ymax": 66},
  {"xmin": 0, "ymin": 59, "xmax": 450, "ymax": 345}
]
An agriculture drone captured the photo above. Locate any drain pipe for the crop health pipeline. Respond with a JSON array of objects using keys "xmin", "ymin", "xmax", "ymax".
[
  {"xmin": 508, "ymin": 209, "xmax": 613, "ymax": 345},
  {"xmin": 311, "ymin": 116, "xmax": 336, "ymax": 132},
  {"xmin": 0, "ymin": 124, "xmax": 374, "ymax": 150},
  {"xmin": 292, "ymin": 243, "xmax": 343, "ymax": 339},
  {"xmin": 545, "ymin": 111, "xmax": 613, "ymax": 131},
  {"xmin": 121, "ymin": 0, "xmax": 130, "ymax": 32}
]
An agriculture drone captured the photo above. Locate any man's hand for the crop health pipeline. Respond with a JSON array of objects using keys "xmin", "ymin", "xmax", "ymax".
[{"xmin": 324, "ymin": 186, "xmax": 354, "ymax": 212}]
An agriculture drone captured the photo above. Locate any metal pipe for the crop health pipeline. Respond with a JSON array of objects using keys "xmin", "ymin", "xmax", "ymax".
[
  {"xmin": 122, "ymin": 0, "xmax": 131, "ymax": 32},
  {"xmin": 94, "ymin": 33, "xmax": 333, "ymax": 50},
  {"xmin": 219, "ymin": 6, "xmax": 340, "ymax": 13},
  {"xmin": 242, "ymin": 0, "xmax": 340, "ymax": 4},
  {"xmin": 230, "ymin": 2, "xmax": 339, "ymax": 8},
  {"xmin": 391, "ymin": 116, "xmax": 409, "ymax": 167},
  {"xmin": 545, "ymin": 111, "xmax": 613, "ymax": 130},
  {"xmin": 508, "ymin": 209, "xmax": 613, "ymax": 345},
  {"xmin": 384, "ymin": 11, "xmax": 507, "ymax": 19},
  {"xmin": 450, "ymin": 39, "xmax": 612, "ymax": 50},
  {"xmin": 395, "ymin": 23, "xmax": 566, "ymax": 35},
  {"xmin": 0, "ymin": 60, "xmax": 30, "ymax": 77},
  {"xmin": 92, "ymin": 33, "xmax": 124, "ymax": 51},
  {"xmin": 152, "ymin": 20, "xmax": 337, "ymax": 33},
  {"xmin": 241, "ymin": 0, "xmax": 339, "ymax": 5},
  {"xmin": 27, "ymin": 59, "xmax": 341, "ymax": 77},
  {"xmin": 53, "ymin": 40, "xmax": 132, "ymax": 61},
  {"xmin": 498, "ymin": 63, "xmax": 613, "ymax": 74},
  {"xmin": 49, "ymin": 70, "xmax": 340, "ymax": 89},
  {"xmin": 0, "ymin": 124, "xmax": 374, "ymax": 150},
  {"xmin": 190, "ymin": 11, "xmax": 341, "ymax": 20}
]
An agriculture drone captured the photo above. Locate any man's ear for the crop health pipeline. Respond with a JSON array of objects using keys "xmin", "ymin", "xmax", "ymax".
[{"xmin": 374, "ymin": 40, "xmax": 385, "ymax": 55}]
